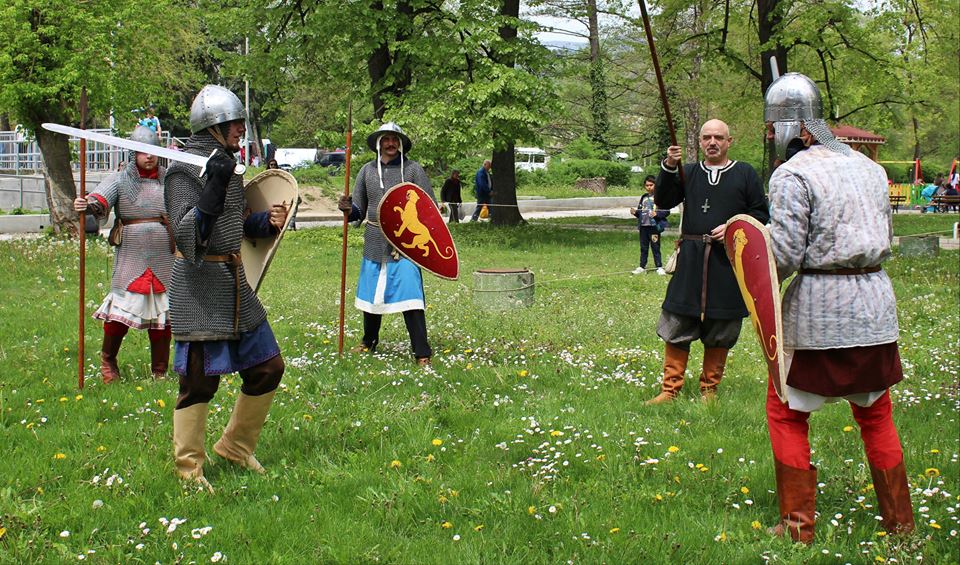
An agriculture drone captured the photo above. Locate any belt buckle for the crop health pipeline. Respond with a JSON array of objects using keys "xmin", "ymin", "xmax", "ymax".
[{"xmin": 701, "ymin": 234, "xmax": 711, "ymax": 244}]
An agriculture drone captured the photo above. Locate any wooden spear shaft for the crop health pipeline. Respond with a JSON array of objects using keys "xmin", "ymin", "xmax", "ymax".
[
  {"xmin": 338, "ymin": 103, "xmax": 353, "ymax": 354},
  {"xmin": 638, "ymin": 0, "xmax": 684, "ymax": 184},
  {"xmin": 78, "ymin": 87, "xmax": 88, "ymax": 389}
]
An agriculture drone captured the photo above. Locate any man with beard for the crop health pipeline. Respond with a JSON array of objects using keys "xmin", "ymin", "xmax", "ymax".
[
  {"xmin": 647, "ymin": 119, "xmax": 769, "ymax": 404},
  {"xmin": 165, "ymin": 85, "xmax": 288, "ymax": 491}
]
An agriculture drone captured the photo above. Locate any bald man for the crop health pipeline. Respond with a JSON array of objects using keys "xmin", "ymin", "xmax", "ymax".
[{"xmin": 647, "ymin": 119, "xmax": 769, "ymax": 404}]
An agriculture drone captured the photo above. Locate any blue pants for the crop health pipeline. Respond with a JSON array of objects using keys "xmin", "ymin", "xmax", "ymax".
[{"xmin": 639, "ymin": 226, "xmax": 662, "ymax": 268}]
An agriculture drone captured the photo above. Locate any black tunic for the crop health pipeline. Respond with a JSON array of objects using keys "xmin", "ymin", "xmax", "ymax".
[{"xmin": 655, "ymin": 160, "xmax": 769, "ymax": 320}]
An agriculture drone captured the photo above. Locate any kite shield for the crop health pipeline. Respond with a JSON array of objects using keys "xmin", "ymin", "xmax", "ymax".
[
  {"xmin": 377, "ymin": 182, "xmax": 459, "ymax": 280},
  {"xmin": 723, "ymin": 214, "xmax": 787, "ymax": 402},
  {"xmin": 241, "ymin": 169, "xmax": 299, "ymax": 293}
]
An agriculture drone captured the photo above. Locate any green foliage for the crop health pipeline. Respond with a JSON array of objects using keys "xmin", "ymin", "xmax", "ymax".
[
  {"xmin": 548, "ymin": 158, "xmax": 631, "ymax": 186},
  {"xmin": 563, "ymin": 135, "xmax": 607, "ymax": 160}
]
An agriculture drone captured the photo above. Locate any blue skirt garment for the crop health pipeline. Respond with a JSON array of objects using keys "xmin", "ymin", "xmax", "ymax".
[
  {"xmin": 172, "ymin": 320, "xmax": 280, "ymax": 376},
  {"xmin": 355, "ymin": 257, "xmax": 425, "ymax": 314}
]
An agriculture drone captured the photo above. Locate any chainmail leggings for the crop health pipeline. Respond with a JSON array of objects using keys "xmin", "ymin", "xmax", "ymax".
[{"xmin": 175, "ymin": 343, "xmax": 284, "ymax": 409}]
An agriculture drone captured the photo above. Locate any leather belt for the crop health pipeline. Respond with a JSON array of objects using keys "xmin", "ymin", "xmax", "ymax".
[
  {"xmin": 799, "ymin": 266, "xmax": 882, "ymax": 276},
  {"xmin": 122, "ymin": 215, "xmax": 175, "ymax": 253},
  {"xmin": 680, "ymin": 234, "xmax": 716, "ymax": 320},
  {"xmin": 175, "ymin": 250, "xmax": 243, "ymax": 332}
]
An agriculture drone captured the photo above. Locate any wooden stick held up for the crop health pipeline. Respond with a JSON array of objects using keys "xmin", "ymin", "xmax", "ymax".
[
  {"xmin": 78, "ymin": 87, "xmax": 88, "ymax": 389},
  {"xmin": 638, "ymin": 0, "xmax": 684, "ymax": 184},
  {"xmin": 338, "ymin": 103, "xmax": 353, "ymax": 355}
]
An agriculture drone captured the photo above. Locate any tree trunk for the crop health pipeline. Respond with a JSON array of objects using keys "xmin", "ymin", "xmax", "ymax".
[
  {"xmin": 586, "ymin": 0, "xmax": 608, "ymax": 153},
  {"xmin": 759, "ymin": 0, "xmax": 787, "ymax": 178},
  {"xmin": 36, "ymin": 127, "xmax": 79, "ymax": 235},
  {"xmin": 0, "ymin": 114, "xmax": 10, "ymax": 131},
  {"xmin": 488, "ymin": 0, "xmax": 524, "ymax": 226}
]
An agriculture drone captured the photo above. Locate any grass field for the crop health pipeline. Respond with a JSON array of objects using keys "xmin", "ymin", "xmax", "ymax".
[{"xmin": 1, "ymin": 219, "xmax": 957, "ymax": 564}]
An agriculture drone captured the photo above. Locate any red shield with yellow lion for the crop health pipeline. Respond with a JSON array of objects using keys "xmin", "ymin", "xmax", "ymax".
[{"xmin": 377, "ymin": 182, "xmax": 459, "ymax": 280}]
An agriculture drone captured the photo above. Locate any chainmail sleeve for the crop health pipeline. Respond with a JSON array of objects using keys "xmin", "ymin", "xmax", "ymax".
[
  {"xmin": 88, "ymin": 171, "xmax": 122, "ymax": 218},
  {"xmin": 165, "ymin": 167, "xmax": 205, "ymax": 263}
]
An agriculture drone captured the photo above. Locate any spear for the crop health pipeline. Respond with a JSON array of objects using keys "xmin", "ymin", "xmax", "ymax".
[
  {"xmin": 338, "ymin": 102, "xmax": 353, "ymax": 354},
  {"xmin": 637, "ymin": 0, "xmax": 684, "ymax": 184},
  {"xmin": 78, "ymin": 87, "xmax": 88, "ymax": 389}
]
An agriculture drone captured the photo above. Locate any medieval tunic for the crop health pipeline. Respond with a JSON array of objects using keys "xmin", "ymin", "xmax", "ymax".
[
  {"xmin": 87, "ymin": 162, "xmax": 172, "ymax": 329},
  {"xmin": 165, "ymin": 132, "xmax": 279, "ymax": 375},
  {"xmin": 768, "ymin": 144, "xmax": 902, "ymax": 411},
  {"xmin": 655, "ymin": 161, "xmax": 769, "ymax": 320},
  {"xmin": 351, "ymin": 155, "xmax": 435, "ymax": 314}
]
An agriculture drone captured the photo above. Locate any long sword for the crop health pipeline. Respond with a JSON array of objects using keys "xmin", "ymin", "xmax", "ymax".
[{"xmin": 42, "ymin": 123, "xmax": 246, "ymax": 176}]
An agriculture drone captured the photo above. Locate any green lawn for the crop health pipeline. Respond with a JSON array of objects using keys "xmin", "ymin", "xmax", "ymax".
[{"xmin": 1, "ymin": 223, "xmax": 957, "ymax": 563}]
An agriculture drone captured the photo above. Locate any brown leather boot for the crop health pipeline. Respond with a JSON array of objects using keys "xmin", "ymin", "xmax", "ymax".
[
  {"xmin": 770, "ymin": 459, "xmax": 817, "ymax": 544},
  {"xmin": 100, "ymin": 332, "xmax": 125, "ymax": 384},
  {"xmin": 700, "ymin": 347, "xmax": 729, "ymax": 400},
  {"xmin": 870, "ymin": 461, "xmax": 915, "ymax": 535},
  {"xmin": 213, "ymin": 391, "xmax": 276, "ymax": 474},
  {"xmin": 150, "ymin": 334, "xmax": 171, "ymax": 379},
  {"xmin": 647, "ymin": 343, "xmax": 689, "ymax": 404},
  {"xmin": 173, "ymin": 403, "xmax": 214, "ymax": 492}
]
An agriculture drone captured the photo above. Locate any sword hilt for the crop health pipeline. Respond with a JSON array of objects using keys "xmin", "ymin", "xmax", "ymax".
[{"xmin": 200, "ymin": 149, "xmax": 246, "ymax": 177}]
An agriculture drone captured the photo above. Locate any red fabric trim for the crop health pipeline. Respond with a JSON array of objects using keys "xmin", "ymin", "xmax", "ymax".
[
  {"xmin": 125, "ymin": 268, "xmax": 166, "ymax": 294},
  {"xmin": 91, "ymin": 193, "xmax": 108, "ymax": 208},
  {"xmin": 138, "ymin": 166, "xmax": 159, "ymax": 179},
  {"xmin": 786, "ymin": 343, "xmax": 903, "ymax": 396}
]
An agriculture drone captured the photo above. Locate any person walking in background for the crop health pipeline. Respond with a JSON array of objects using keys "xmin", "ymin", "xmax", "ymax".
[
  {"xmin": 139, "ymin": 106, "xmax": 161, "ymax": 136},
  {"xmin": 763, "ymin": 72, "xmax": 914, "ymax": 543},
  {"xmin": 646, "ymin": 119, "xmax": 769, "ymax": 404},
  {"xmin": 441, "ymin": 169, "xmax": 463, "ymax": 223},
  {"xmin": 630, "ymin": 174, "xmax": 669, "ymax": 275},
  {"xmin": 72, "ymin": 126, "xmax": 174, "ymax": 384},
  {"xmin": 470, "ymin": 159, "xmax": 492, "ymax": 222}
]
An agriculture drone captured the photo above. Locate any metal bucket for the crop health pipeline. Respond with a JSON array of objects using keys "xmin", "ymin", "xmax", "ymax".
[{"xmin": 472, "ymin": 268, "xmax": 535, "ymax": 309}]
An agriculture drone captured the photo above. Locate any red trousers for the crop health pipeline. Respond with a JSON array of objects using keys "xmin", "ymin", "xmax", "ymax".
[{"xmin": 765, "ymin": 375, "xmax": 904, "ymax": 470}]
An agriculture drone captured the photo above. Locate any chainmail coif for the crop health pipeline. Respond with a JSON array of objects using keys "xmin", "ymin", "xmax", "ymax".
[{"xmin": 164, "ymin": 130, "xmax": 267, "ymax": 341}]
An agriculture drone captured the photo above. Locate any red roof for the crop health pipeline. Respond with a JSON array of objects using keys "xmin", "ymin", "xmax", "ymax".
[{"xmin": 830, "ymin": 124, "xmax": 886, "ymax": 144}]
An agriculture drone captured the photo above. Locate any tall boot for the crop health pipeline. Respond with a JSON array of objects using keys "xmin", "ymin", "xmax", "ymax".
[
  {"xmin": 700, "ymin": 347, "xmax": 729, "ymax": 400},
  {"xmin": 771, "ymin": 459, "xmax": 817, "ymax": 544},
  {"xmin": 647, "ymin": 343, "xmax": 689, "ymax": 404},
  {"xmin": 150, "ymin": 333, "xmax": 171, "ymax": 379},
  {"xmin": 213, "ymin": 391, "xmax": 276, "ymax": 474},
  {"xmin": 870, "ymin": 461, "xmax": 915, "ymax": 535},
  {"xmin": 173, "ymin": 403, "xmax": 214, "ymax": 492},
  {"xmin": 100, "ymin": 331, "xmax": 125, "ymax": 384}
]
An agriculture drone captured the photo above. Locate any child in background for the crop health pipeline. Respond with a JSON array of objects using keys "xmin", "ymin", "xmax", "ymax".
[{"xmin": 630, "ymin": 175, "xmax": 670, "ymax": 275}]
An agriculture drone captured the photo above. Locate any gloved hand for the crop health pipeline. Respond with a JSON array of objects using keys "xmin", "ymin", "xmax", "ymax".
[
  {"xmin": 197, "ymin": 152, "xmax": 236, "ymax": 216},
  {"xmin": 337, "ymin": 195, "xmax": 353, "ymax": 213}
]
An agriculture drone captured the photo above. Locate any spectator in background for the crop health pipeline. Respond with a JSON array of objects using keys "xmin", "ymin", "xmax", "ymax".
[
  {"xmin": 440, "ymin": 170, "xmax": 463, "ymax": 223},
  {"xmin": 630, "ymin": 174, "xmax": 669, "ymax": 275},
  {"xmin": 139, "ymin": 106, "xmax": 161, "ymax": 136},
  {"xmin": 470, "ymin": 159, "xmax": 492, "ymax": 222},
  {"xmin": 267, "ymin": 159, "xmax": 280, "ymax": 170}
]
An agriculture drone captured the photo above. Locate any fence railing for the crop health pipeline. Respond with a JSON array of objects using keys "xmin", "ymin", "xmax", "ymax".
[{"xmin": 0, "ymin": 129, "xmax": 171, "ymax": 174}]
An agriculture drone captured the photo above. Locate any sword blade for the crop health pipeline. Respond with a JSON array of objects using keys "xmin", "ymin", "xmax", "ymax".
[{"xmin": 41, "ymin": 123, "xmax": 246, "ymax": 175}]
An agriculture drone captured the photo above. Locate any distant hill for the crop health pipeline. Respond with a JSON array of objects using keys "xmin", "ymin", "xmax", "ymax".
[{"xmin": 542, "ymin": 39, "xmax": 588, "ymax": 52}]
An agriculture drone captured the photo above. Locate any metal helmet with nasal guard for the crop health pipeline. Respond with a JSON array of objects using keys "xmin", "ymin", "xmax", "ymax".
[
  {"xmin": 764, "ymin": 72, "xmax": 848, "ymax": 159},
  {"xmin": 189, "ymin": 85, "xmax": 245, "ymax": 134},
  {"xmin": 130, "ymin": 125, "xmax": 160, "ymax": 146}
]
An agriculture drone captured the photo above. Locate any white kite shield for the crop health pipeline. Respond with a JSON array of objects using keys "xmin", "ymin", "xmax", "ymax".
[{"xmin": 241, "ymin": 169, "xmax": 299, "ymax": 293}]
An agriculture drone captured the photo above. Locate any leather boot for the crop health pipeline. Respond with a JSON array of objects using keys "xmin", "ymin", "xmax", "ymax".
[
  {"xmin": 150, "ymin": 334, "xmax": 171, "ymax": 379},
  {"xmin": 100, "ymin": 332, "xmax": 125, "ymax": 384},
  {"xmin": 770, "ymin": 459, "xmax": 817, "ymax": 544},
  {"xmin": 647, "ymin": 343, "xmax": 689, "ymax": 404},
  {"xmin": 173, "ymin": 403, "xmax": 214, "ymax": 492},
  {"xmin": 213, "ymin": 391, "xmax": 276, "ymax": 474},
  {"xmin": 870, "ymin": 461, "xmax": 915, "ymax": 535},
  {"xmin": 700, "ymin": 347, "xmax": 729, "ymax": 400}
]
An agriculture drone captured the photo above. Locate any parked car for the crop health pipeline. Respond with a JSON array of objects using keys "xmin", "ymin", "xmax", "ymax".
[{"xmin": 317, "ymin": 151, "xmax": 346, "ymax": 167}]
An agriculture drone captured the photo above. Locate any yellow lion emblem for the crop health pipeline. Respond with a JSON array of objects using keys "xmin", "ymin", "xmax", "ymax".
[{"xmin": 393, "ymin": 189, "xmax": 454, "ymax": 259}]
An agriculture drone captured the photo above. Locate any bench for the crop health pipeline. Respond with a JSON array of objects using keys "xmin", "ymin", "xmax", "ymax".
[
  {"xmin": 930, "ymin": 195, "xmax": 960, "ymax": 213},
  {"xmin": 889, "ymin": 194, "xmax": 906, "ymax": 213}
]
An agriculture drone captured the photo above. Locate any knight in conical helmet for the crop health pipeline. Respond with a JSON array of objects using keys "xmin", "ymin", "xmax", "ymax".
[
  {"xmin": 73, "ymin": 125, "xmax": 174, "ymax": 384},
  {"xmin": 164, "ymin": 85, "xmax": 289, "ymax": 491},
  {"xmin": 763, "ymin": 72, "xmax": 914, "ymax": 543}
]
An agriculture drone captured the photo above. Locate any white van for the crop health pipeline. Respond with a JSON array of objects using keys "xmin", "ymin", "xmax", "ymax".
[
  {"xmin": 515, "ymin": 147, "xmax": 549, "ymax": 171},
  {"xmin": 274, "ymin": 148, "xmax": 318, "ymax": 170}
]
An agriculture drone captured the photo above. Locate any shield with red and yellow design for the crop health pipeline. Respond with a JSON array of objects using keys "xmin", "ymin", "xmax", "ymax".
[
  {"xmin": 377, "ymin": 182, "xmax": 459, "ymax": 280},
  {"xmin": 723, "ymin": 214, "xmax": 787, "ymax": 402}
]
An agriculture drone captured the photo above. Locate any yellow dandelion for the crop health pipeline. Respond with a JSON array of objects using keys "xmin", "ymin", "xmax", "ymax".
[
  {"xmin": 609, "ymin": 527, "xmax": 620, "ymax": 534},
  {"xmin": 464, "ymin": 348, "xmax": 473, "ymax": 354},
  {"xmin": 156, "ymin": 399, "xmax": 166, "ymax": 409},
  {"xmin": 36, "ymin": 487, "xmax": 43, "ymax": 494},
  {"xmin": 466, "ymin": 363, "xmax": 473, "ymax": 369},
  {"xmin": 135, "ymin": 386, "xmax": 143, "ymax": 391},
  {"xmin": 842, "ymin": 425, "xmax": 854, "ymax": 432},
  {"xmin": 518, "ymin": 370, "xmax": 529, "ymax": 378},
  {"xmin": 654, "ymin": 494, "xmax": 663, "ymax": 501},
  {"xmin": 527, "ymin": 505, "xmax": 536, "ymax": 515},
  {"xmin": 716, "ymin": 531, "xmax": 727, "ymax": 542},
  {"xmin": 474, "ymin": 524, "xmax": 484, "ymax": 532},
  {"xmin": 930, "ymin": 449, "xmax": 940, "ymax": 454},
  {"xmin": 441, "ymin": 521, "xmax": 453, "ymax": 529},
  {"xmin": 695, "ymin": 463, "xmax": 705, "ymax": 469},
  {"xmin": 432, "ymin": 438, "xmax": 443, "ymax": 446},
  {"xmin": 929, "ymin": 521, "xmax": 941, "ymax": 529},
  {"xmin": 876, "ymin": 531, "xmax": 887, "ymax": 537},
  {"xmin": 741, "ymin": 487, "xmax": 750, "ymax": 494},
  {"xmin": 875, "ymin": 557, "xmax": 886, "ymax": 563},
  {"xmin": 0, "ymin": 526, "xmax": 6, "ymax": 539},
  {"xmin": 925, "ymin": 468, "xmax": 940, "ymax": 477},
  {"xmin": 699, "ymin": 466, "xmax": 709, "ymax": 473},
  {"xmin": 35, "ymin": 399, "xmax": 44, "ymax": 404},
  {"xmin": 59, "ymin": 397, "xmax": 67, "ymax": 403},
  {"xmin": 550, "ymin": 430, "xmax": 563, "ymax": 437},
  {"xmin": 302, "ymin": 414, "xmax": 312, "ymax": 421},
  {"xmin": 96, "ymin": 445, "xmax": 106, "ymax": 452},
  {"xmin": 438, "ymin": 495, "xmax": 448, "ymax": 504},
  {"xmin": 25, "ymin": 422, "xmax": 33, "ymax": 430},
  {"xmin": 54, "ymin": 453, "xmax": 66, "ymax": 460},
  {"xmin": 596, "ymin": 454, "xmax": 606, "ymax": 461},
  {"xmin": 667, "ymin": 446, "xmax": 679, "ymax": 453},
  {"xmin": 673, "ymin": 475, "xmax": 681, "ymax": 484},
  {"xmin": 751, "ymin": 521, "xmax": 762, "ymax": 530},
  {"xmin": 449, "ymin": 490, "xmax": 459, "ymax": 497},
  {"xmin": 74, "ymin": 394, "xmax": 83, "ymax": 401},
  {"xmin": 63, "ymin": 347, "xmax": 69, "ymax": 352},
  {"xmin": 390, "ymin": 460, "xmax": 402, "ymax": 469},
  {"xmin": 425, "ymin": 454, "xmax": 436, "ymax": 462}
]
